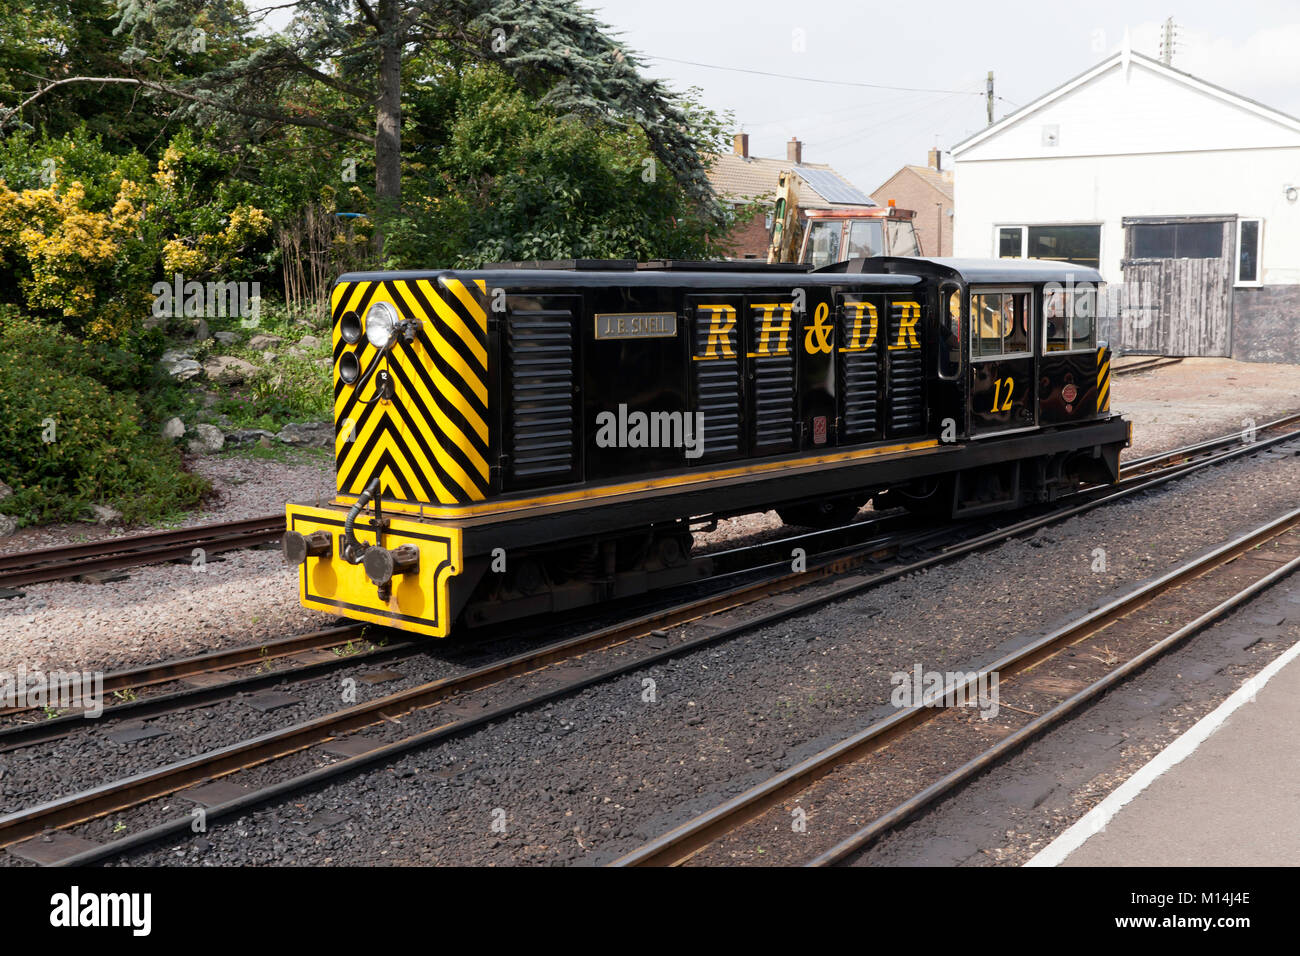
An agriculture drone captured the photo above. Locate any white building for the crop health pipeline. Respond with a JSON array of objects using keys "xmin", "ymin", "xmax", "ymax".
[{"xmin": 951, "ymin": 49, "xmax": 1300, "ymax": 362}]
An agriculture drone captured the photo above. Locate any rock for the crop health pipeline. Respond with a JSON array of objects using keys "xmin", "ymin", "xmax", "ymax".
[
  {"xmin": 202, "ymin": 355, "xmax": 258, "ymax": 385},
  {"xmin": 187, "ymin": 423, "xmax": 225, "ymax": 455},
  {"xmin": 262, "ymin": 350, "xmax": 278, "ymax": 363},
  {"xmin": 297, "ymin": 334, "xmax": 321, "ymax": 350},
  {"xmin": 161, "ymin": 417, "xmax": 186, "ymax": 441},
  {"xmin": 314, "ymin": 358, "xmax": 332, "ymax": 370},
  {"xmin": 0, "ymin": 481, "xmax": 11, "ymax": 501},
  {"xmin": 286, "ymin": 346, "xmax": 306, "ymax": 359},
  {"xmin": 0, "ymin": 514, "xmax": 15, "ymax": 538},
  {"xmin": 160, "ymin": 349, "xmax": 202, "ymax": 381},
  {"xmin": 90, "ymin": 504, "xmax": 122, "ymax": 525},
  {"xmin": 276, "ymin": 421, "xmax": 334, "ymax": 448},
  {"xmin": 224, "ymin": 428, "xmax": 276, "ymax": 448},
  {"xmin": 248, "ymin": 333, "xmax": 282, "ymax": 349},
  {"xmin": 214, "ymin": 331, "xmax": 240, "ymax": 345}
]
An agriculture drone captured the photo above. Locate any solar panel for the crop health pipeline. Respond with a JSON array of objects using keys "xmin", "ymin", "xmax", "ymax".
[{"xmin": 794, "ymin": 166, "xmax": 875, "ymax": 206}]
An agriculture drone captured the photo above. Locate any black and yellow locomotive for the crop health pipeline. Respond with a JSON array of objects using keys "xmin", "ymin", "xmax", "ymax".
[{"xmin": 284, "ymin": 256, "xmax": 1128, "ymax": 637}]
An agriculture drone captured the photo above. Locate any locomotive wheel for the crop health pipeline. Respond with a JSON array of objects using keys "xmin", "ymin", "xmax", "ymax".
[{"xmin": 776, "ymin": 498, "xmax": 861, "ymax": 529}]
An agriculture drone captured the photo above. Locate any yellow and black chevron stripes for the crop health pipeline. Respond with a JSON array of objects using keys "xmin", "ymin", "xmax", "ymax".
[
  {"xmin": 1096, "ymin": 346, "xmax": 1111, "ymax": 412},
  {"xmin": 331, "ymin": 275, "xmax": 491, "ymax": 505}
]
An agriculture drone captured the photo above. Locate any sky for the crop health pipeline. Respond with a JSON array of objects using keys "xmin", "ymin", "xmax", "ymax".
[{"xmin": 249, "ymin": 1, "xmax": 1300, "ymax": 195}]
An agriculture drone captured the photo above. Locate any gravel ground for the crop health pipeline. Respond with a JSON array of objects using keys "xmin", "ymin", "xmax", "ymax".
[
  {"xmin": 1112, "ymin": 357, "xmax": 1300, "ymax": 460},
  {"xmin": 106, "ymin": 434, "xmax": 1300, "ymax": 866}
]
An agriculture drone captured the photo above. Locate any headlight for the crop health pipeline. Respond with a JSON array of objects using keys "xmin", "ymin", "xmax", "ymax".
[{"xmin": 365, "ymin": 301, "xmax": 398, "ymax": 349}]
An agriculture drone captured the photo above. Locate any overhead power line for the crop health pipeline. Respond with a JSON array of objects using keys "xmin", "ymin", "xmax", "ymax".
[{"xmin": 643, "ymin": 55, "xmax": 984, "ymax": 96}]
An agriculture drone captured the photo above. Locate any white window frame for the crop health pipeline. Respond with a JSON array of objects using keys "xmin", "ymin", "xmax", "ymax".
[
  {"xmin": 994, "ymin": 225, "xmax": 1027, "ymax": 258},
  {"xmin": 1235, "ymin": 218, "xmax": 1263, "ymax": 287},
  {"xmin": 993, "ymin": 222, "xmax": 1104, "ymax": 270},
  {"xmin": 970, "ymin": 286, "xmax": 1035, "ymax": 363}
]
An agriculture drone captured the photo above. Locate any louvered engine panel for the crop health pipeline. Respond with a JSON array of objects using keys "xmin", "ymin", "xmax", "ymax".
[
  {"xmin": 752, "ymin": 351, "xmax": 796, "ymax": 451},
  {"xmin": 505, "ymin": 309, "xmax": 577, "ymax": 484},
  {"xmin": 691, "ymin": 308, "xmax": 743, "ymax": 458},
  {"xmin": 837, "ymin": 300, "xmax": 880, "ymax": 443},
  {"xmin": 886, "ymin": 300, "xmax": 926, "ymax": 436}
]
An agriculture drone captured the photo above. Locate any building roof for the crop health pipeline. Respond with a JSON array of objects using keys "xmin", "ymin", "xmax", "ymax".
[
  {"xmin": 707, "ymin": 152, "xmax": 874, "ymax": 209},
  {"xmin": 873, "ymin": 164, "xmax": 954, "ymax": 203},
  {"xmin": 953, "ymin": 49, "xmax": 1300, "ymax": 156}
]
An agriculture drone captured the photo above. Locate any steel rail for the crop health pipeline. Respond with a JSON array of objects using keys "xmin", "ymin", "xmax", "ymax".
[
  {"xmin": 11, "ymin": 423, "xmax": 1300, "ymax": 863},
  {"xmin": 0, "ymin": 516, "xmax": 283, "ymax": 588},
  {"xmin": 609, "ymin": 506, "xmax": 1300, "ymax": 867}
]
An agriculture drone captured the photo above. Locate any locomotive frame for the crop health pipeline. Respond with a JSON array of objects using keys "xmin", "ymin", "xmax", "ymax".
[{"xmin": 284, "ymin": 256, "xmax": 1128, "ymax": 637}]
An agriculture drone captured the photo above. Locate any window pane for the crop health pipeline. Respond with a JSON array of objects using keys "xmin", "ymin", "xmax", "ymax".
[
  {"xmin": 846, "ymin": 220, "xmax": 883, "ymax": 258},
  {"xmin": 1044, "ymin": 289, "xmax": 1069, "ymax": 351},
  {"xmin": 887, "ymin": 220, "xmax": 919, "ymax": 256},
  {"xmin": 1239, "ymin": 220, "xmax": 1260, "ymax": 282},
  {"xmin": 1027, "ymin": 225, "xmax": 1100, "ymax": 269},
  {"xmin": 1174, "ymin": 222, "xmax": 1222, "ymax": 258},
  {"xmin": 1003, "ymin": 292, "xmax": 1029, "ymax": 354},
  {"xmin": 1070, "ymin": 289, "xmax": 1097, "ymax": 349},
  {"xmin": 1132, "ymin": 224, "xmax": 1176, "ymax": 258},
  {"xmin": 941, "ymin": 288, "xmax": 962, "ymax": 376},
  {"xmin": 972, "ymin": 293, "xmax": 1003, "ymax": 357},
  {"xmin": 998, "ymin": 227, "xmax": 1022, "ymax": 258},
  {"xmin": 806, "ymin": 221, "xmax": 841, "ymax": 268}
]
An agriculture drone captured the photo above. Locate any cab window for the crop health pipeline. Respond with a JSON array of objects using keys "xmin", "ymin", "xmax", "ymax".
[
  {"xmin": 971, "ymin": 291, "xmax": 1031, "ymax": 359},
  {"xmin": 1043, "ymin": 286, "xmax": 1098, "ymax": 351},
  {"xmin": 805, "ymin": 220, "xmax": 842, "ymax": 268},
  {"xmin": 887, "ymin": 220, "xmax": 920, "ymax": 256},
  {"xmin": 846, "ymin": 220, "xmax": 883, "ymax": 258}
]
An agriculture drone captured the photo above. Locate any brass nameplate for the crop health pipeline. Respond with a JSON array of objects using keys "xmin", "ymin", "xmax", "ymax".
[{"xmin": 594, "ymin": 312, "xmax": 677, "ymax": 340}]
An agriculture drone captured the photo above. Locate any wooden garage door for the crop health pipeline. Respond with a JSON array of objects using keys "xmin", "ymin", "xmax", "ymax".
[{"xmin": 1120, "ymin": 216, "xmax": 1233, "ymax": 357}]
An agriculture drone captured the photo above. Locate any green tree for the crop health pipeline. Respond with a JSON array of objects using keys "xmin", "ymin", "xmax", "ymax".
[{"xmin": 3, "ymin": 0, "xmax": 726, "ymax": 252}]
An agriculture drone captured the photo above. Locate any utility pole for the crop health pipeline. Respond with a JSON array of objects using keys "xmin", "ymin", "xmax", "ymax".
[
  {"xmin": 1160, "ymin": 17, "xmax": 1178, "ymax": 65},
  {"xmin": 986, "ymin": 71, "xmax": 994, "ymax": 125}
]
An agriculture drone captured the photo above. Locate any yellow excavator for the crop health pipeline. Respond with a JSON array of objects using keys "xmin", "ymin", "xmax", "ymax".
[{"xmin": 767, "ymin": 170, "xmax": 922, "ymax": 265}]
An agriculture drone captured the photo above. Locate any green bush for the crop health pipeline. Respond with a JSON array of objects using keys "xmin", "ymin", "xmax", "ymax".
[{"xmin": 0, "ymin": 312, "xmax": 208, "ymax": 526}]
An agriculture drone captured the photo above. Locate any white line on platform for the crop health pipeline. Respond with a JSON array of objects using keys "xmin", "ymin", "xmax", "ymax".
[{"xmin": 1024, "ymin": 633, "xmax": 1300, "ymax": 867}]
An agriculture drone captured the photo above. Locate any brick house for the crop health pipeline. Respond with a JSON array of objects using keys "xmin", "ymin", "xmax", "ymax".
[
  {"xmin": 708, "ymin": 134, "xmax": 875, "ymax": 259},
  {"xmin": 870, "ymin": 150, "xmax": 955, "ymax": 257}
]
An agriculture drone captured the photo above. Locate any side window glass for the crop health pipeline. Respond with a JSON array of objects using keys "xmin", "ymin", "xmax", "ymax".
[
  {"xmin": 939, "ymin": 286, "xmax": 962, "ymax": 378},
  {"xmin": 972, "ymin": 293, "xmax": 1002, "ymax": 358},
  {"xmin": 1071, "ymin": 288, "xmax": 1097, "ymax": 349},
  {"xmin": 846, "ymin": 220, "xmax": 883, "ymax": 258},
  {"xmin": 1044, "ymin": 289, "xmax": 1069, "ymax": 351},
  {"xmin": 807, "ymin": 222, "xmax": 841, "ymax": 267},
  {"xmin": 1003, "ymin": 292, "xmax": 1029, "ymax": 354}
]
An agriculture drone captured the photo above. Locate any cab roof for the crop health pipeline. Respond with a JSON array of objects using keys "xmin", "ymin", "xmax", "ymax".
[{"xmin": 820, "ymin": 256, "xmax": 1105, "ymax": 285}]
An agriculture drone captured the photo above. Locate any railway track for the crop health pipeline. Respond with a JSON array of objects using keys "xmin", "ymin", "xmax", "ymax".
[
  {"xmin": 1113, "ymin": 356, "xmax": 1183, "ymax": 376},
  {"xmin": 610, "ymin": 506, "xmax": 1300, "ymax": 867},
  {"xmin": 5, "ymin": 417, "xmax": 1298, "ymax": 866},
  {"xmin": 2, "ymin": 409, "xmax": 1295, "ymax": 593},
  {"xmin": 0, "ymin": 515, "xmax": 282, "ymax": 589}
]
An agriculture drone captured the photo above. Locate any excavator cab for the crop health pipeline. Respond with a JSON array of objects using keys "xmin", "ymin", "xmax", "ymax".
[{"xmin": 798, "ymin": 206, "xmax": 922, "ymax": 267}]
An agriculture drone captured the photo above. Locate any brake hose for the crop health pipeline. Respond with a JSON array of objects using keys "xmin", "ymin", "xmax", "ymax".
[{"xmin": 341, "ymin": 477, "xmax": 380, "ymax": 564}]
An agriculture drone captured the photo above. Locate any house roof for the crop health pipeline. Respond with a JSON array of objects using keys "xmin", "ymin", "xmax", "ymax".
[
  {"xmin": 953, "ymin": 49, "xmax": 1300, "ymax": 156},
  {"xmin": 707, "ymin": 152, "xmax": 874, "ymax": 209},
  {"xmin": 873, "ymin": 164, "xmax": 954, "ymax": 203}
]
